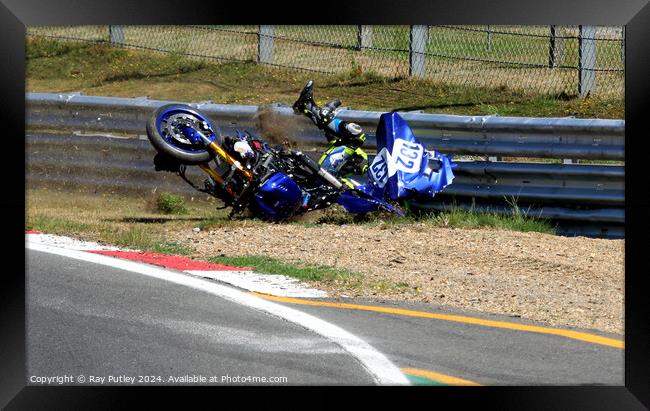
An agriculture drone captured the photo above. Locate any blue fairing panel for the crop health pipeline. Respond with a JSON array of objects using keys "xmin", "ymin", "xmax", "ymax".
[
  {"xmin": 367, "ymin": 112, "xmax": 455, "ymax": 200},
  {"xmin": 336, "ymin": 189, "xmax": 404, "ymax": 216},
  {"xmin": 251, "ymin": 172, "xmax": 303, "ymax": 220}
]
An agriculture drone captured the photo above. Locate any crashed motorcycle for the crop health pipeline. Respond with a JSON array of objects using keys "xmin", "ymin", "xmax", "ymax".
[{"xmin": 145, "ymin": 103, "xmax": 455, "ymax": 221}]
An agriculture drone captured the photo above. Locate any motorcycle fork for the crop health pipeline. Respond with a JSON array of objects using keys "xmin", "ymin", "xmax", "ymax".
[
  {"xmin": 198, "ymin": 163, "xmax": 236, "ymax": 198},
  {"xmin": 203, "ymin": 139, "xmax": 253, "ymax": 181},
  {"xmin": 197, "ymin": 138, "xmax": 256, "ymax": 204}
]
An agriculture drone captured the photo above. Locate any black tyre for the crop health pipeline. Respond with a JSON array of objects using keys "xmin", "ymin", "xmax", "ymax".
[{"xmin": 146, "ymin": 104, "xmax": 217, "ymax": 165}]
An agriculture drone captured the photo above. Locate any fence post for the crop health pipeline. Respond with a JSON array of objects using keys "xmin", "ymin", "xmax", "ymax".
[
  {"xmin": 578, "ymin": 25, "xmax": 597, "ymax": 97},
  {"xmin": 409, "ymin": 25, "xmax": 428, "ymax": 78},
  {"xmin": 109, "ymin": 25, "xmax": 124, "ymax": 47},
  {"xmin": 621, "ymin": 26, "xmax": 625, "ymax": 65},
  {"xmin": 486, "ymin": 25, "xmax": 491, "ymax": 51},
  {"xmin": 258, "ymin": 25, "xmax": 274, "ymax": 65},
  {"xmin": 357, "ymin": 25, "xmax": 372, "ymax": 49},
  {"xmin": 548, "ymin": 25, "xmax": 564, "ymax": 68}
]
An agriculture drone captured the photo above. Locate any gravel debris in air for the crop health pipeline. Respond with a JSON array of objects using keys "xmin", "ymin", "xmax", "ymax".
[{"xmin": 173, "ymin": 222, "xmax": 624, "ymax": 334}]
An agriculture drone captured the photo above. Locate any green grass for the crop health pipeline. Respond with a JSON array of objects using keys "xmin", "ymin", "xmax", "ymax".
[
  {"xmin": 209, "ymin": 254, "xmax": 362, "ymax": 284},
  {"xmin": 28, "ymin": 212, "xmax": 194, "ymax": 255},
  {"xmin": 26, "ymin": 187, "xmax": 556, "ymax": 303},
  {"xmin": 292, "ymin": 200, "xmax": 556, "ymax": 235},
  {"xmin": 210, "ymin": 254, "xmax": 422, "ymax": 294},
  {"xmin": 26, "ymin": 188, "xmax": 219, "ymax": 253},
  {"xmin": 26, "ymin": 36, "xmax": 623, "ymax": 119},
  {"xmin": 105, "ymin": 226, "xmax": 192, "ymax": 254},
  {"xmin": 426, "ymin": 207, "xmax": 555, "ymax": 234},
  {"xmin": 418, "ymin": 196, "xmax": 556, "ymax": 234},
  {"xmin": 148, "ymin": 241, "xmax": 194, "ymax": 256},
  {"xmin": 27, "ymin": 37, "xmax": 92, "ymax": 59},
  {"xmin": 155, "ymin": 192, "xmax": 189, "ymax": 215},
  {"xmin": 27, "ymin": 214, "xmax": 94, "ymax": 234}
]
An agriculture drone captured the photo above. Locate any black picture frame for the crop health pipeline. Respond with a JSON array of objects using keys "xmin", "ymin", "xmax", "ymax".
[{"xmin": 3, "ymin": 0, "xmax": 648, "ymax": 408}]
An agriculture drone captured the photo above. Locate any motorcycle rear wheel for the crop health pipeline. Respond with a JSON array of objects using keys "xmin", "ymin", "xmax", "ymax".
[{"xmin": 146, "ymin": 104, "xmax": 217, "ymax": 164}]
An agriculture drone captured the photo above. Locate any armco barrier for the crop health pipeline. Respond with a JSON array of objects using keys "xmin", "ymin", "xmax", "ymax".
[
  {"xmin": 26, "ymin": 93, "xmax": 625, "ymax": 238},
  {"xmin": 27, "ymin": 92, "xmax": 625, "ymax": 160}
]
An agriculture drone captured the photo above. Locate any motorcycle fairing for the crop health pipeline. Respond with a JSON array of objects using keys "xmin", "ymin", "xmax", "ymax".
[
  {"xmin": 336, "ymin": 184, "xmax": 404, "ymax": 216},
  {"xmin": 367, "ymin": 112, "xmax": 455, "ymax": 200},
  {"xmin": 250, "ymin": 172, "xmax": 303, "ymax": 220}
]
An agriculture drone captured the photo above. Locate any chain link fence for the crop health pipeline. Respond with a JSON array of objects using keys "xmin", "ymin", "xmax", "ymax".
[{"xmin": 27, "ymin": 25, "xmax": 624, "ymax": 98}]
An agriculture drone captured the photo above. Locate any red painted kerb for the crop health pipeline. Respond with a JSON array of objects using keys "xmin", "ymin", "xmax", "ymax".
[{"xmin": 88, "ymin": 250, "xmax": 249, "ymax": 272}]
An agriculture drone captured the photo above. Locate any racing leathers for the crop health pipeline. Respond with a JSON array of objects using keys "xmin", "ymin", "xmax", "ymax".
[{"xmin": 293, "ymin": 80, "xmax": 368, "ymax": 178}]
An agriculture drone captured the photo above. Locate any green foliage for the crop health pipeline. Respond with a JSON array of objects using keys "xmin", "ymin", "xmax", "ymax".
[
  {"xmin": 149, "ymin": 240, "xmax": 193, "ymax": 256},
  {"xmin": 209, "ymin": 255, "xmax": 361, "ymax": 283},
  {"xmin": 155, "ymin": 193, "xmax": 188, "ymax": 215},
  {"xmin": 27, "ymin": 37, "xmax": 206, "ymax": 85},
  {"xmin": 27, "ymin": 214, "xmax": 93, "ymax": 234},
  {"xmin": 26, "ymin": 37, "xmax": 92, "ymax": 59},
  {"xmin": 422, "ymin": 198, "xmax": 556, "ymax": 235},
  {"xmin": 291, "ymin": 199, "xmax": 554, "ymax": 235}
]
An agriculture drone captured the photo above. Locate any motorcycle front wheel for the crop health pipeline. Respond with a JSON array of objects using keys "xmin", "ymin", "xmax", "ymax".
[{"xmin": 146, "ymin": 104, "xmax": 217, "ymax": 164}]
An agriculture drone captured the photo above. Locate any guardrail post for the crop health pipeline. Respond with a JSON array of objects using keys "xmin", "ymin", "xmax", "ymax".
[
  {"xmin": 109, "ymin": 25, "xmax": 124, "ymax": 47},
  {"xmin": 409, "ymin": 25, "xmax": 428, "ymax": 77},
  {"xmin": 258, "ymin": 25, "xmax": 274, "ymax": 65},
  {"xmin": 357, "ymin": 25, "xmax": 372, "ymax": 49},
  {"xmin": 549, "ymin": 25, "xmax": 564, "ymax": 68},
  {"xmin": 578, "ymin": 25, "xmax": 597, "ymax": 97}
]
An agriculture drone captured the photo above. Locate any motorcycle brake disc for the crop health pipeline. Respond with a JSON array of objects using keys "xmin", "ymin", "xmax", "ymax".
[{"xmin": 161, "ymin": 113, "xmax": 214, "ymax": 145}]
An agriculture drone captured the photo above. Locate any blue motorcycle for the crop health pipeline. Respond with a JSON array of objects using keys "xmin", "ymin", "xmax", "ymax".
[{"xmin": 146, "ymin": 103, "xmax": 455, "ymax": 221}]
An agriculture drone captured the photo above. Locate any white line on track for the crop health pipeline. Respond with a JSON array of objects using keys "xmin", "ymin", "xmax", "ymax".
[
  {"xmin": 27, "ymin": 233, "xmax": 329, "ymax": 298},
  {"xmin": 185, "ymin": 270, "xmax": 328, "ymax": 298},
  {"xmin": 27, "ymin": 242, "xmax": 409, "ymax": 385}
]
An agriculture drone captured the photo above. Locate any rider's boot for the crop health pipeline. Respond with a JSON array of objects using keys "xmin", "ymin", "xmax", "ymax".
[{"xmin": 294, "ymin": 80, "xmax": 369, "ymax": 177}]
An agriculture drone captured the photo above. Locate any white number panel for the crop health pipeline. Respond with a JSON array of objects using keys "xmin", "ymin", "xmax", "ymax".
[
  {"xmin": 391, "ymin": 139, "xmax": 424, "ymax": 174},
  {"xmin": 369, "ymin": 147, "xmax": 390, "ymax": 188}
]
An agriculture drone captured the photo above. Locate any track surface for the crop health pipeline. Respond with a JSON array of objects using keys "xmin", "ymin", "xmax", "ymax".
[
  {"xmin": 27, "ymin": 250, "xmax": 375, "ymax": 385},
  {"xmin": 27, "ymin": 248, "xmax": 624, "ymax": 385},
  {"xmin": 259, "ymin": 296, "xmax": 623, "ymax": 385}
]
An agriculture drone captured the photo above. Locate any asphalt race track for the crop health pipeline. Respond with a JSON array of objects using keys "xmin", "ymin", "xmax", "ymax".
[
  {"xmin": 27, "ymin": 250, "xmax": 376, "ymax": 385},
  {"xmin": 26, "ymin": 248, "xmax": 624, "ymax": 386}
]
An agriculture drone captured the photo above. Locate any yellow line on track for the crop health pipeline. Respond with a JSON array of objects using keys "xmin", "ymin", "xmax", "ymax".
[
  {"xmin": 401, "ymin": 368, "xmax": 482, "ymax": 386},
  {"xmin": 250, "ymin": 292, "xmax": 623, "ymax": 349}
]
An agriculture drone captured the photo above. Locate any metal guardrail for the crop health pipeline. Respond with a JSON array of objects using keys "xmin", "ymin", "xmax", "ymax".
[
  {"xmin": 27, "ymin": 92, "xmax": 625, "ymax": 159},
  {"xmin": 26, "ymin": 93, "xmax": 625, "ymax": 238}
]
